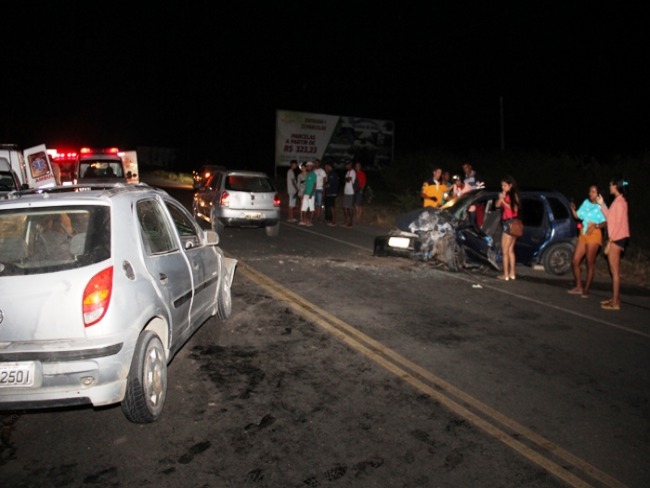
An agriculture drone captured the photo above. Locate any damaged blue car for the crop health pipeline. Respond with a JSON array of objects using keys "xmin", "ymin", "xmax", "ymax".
[{"xmin": 374, "ymin": 189, "xmax": 577, "ymax": 275}]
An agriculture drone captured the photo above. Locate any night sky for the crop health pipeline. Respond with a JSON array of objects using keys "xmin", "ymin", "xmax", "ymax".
[{"xmin": 3, "ymin": 1, "xmax": 649, "ymax": 171}]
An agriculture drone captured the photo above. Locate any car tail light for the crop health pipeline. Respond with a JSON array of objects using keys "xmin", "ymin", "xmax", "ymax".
[
  {"xmin": 82, "ymin": 266, "xmax": 113, "ymax": 327},
  {"xmin": 273, "ymin": 193, "xmax": 281, "ymax": 207},
  {"xmin": 220, "ymin": 191, "xmax": 230, "ymax": 207}
]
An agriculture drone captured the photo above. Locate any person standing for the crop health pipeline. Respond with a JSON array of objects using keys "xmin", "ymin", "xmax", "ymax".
[
  {"xmin": 597, "ymin": 177, "xmax": 630, "ymax": 310},
  {"xmin": 342, "ymin": 161, "xmax": 356, "ymax": 227},
  {"xmin": 462, "ymin": 162, "xmax": 482, "ymax": 187},
  {"xmin": 313, "ymin": 159, "xmax": 327, "ymax": 223},
  {"xmin": 495, "ymin": 175, "xmax": 521, "ymax": 281},
  {"xmin": 353, "ymin": 162, "xmax": 367, "ymax": 223},
  {"xmin": 297, "ymin": 162, "xmax": 307, "ymax": 215},
  {"xmin": 421, "ymin": 167, "xmax": 445, "ymax": 208},
  {"xmin": 286, "ymin": 160, "xmax": 299, "ymax": 222},
  {"xmin": 324, "ymin": 162, "xmax": 339, "ymax": 226},
  {"xmin": 568, "ymin": 185, "xmax": 606, "ymax": 298},
  {"xmin": 299, "ymin": 161, "xmax": 317, "ymax": 226}
]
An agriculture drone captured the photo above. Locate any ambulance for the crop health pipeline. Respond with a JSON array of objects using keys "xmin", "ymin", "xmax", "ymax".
[{"xmin": 0, "ymin": 144, "xmax": 57, "ymax": 189}]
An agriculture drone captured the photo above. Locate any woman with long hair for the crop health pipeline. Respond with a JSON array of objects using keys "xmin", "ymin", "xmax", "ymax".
[
  {"xmin": 495, "ymin": 175, "xmax": 521, "ymax": 281},
  {"xmin": 597, "ymin": 177, "xmax": 630, "ymax": 310},
  {"xmin": 568, "ymin": 185, "xmax": 607, "ymax": 298}
]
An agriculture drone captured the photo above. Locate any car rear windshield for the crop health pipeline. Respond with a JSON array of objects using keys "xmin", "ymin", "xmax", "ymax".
[
  {"xmin": 79, "ymin": 161, "xmax": 124, "ymax": 179},
  {"xmin": 0, "ymin": 205, "xmax": 111, "ymax": 276},
  {"xmin": 225, "ymin": 175, "xmax": 274, "ymax": 192}
]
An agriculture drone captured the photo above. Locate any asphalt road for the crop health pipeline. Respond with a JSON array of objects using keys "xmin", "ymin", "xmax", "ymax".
[{"xmin": 1, "ymin": 185, "xmax": 649, "ymax": 487}]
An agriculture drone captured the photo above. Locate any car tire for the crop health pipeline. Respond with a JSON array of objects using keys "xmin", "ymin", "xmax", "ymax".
[
  {"xmin": 210, "ymin": 208, "xmax": 225, "ymax": 235},
  {"xmin": 265, "ymin": 222, "xmax": 280, "ymax": 237},
  {"xmin": 121, "ymin": 331, "xmax": 167, "ymax": 423},
  {"xmin": 447, "ymin": 241, "xmax": 466, "ymax": 272},
  {"xmin": 216, "ymin": 270, "xmax": 233, "ymax": 320},
  {"xmin": 542, "ymin": 242, "xmax": 573, "ymax": 275}
]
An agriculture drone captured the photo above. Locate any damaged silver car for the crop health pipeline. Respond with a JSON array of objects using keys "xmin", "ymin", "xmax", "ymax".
[{"xmin": 0, "ymin": 184, "xmax": 237, "ymax": 423}]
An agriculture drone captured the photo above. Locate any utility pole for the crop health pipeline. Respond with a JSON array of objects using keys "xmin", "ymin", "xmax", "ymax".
[{"xmin": 500, "ymin": 96, "xmax": 505, "ymax": 152}]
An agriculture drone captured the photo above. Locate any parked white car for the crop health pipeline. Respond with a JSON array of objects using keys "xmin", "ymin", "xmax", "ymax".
[
  {"xmin": 192, "ymin": 169, "xmax": 281, "ymax": 236},
  {"xmin": 0, "ymin": 183, "xmax": 237, "ymax": 422}
]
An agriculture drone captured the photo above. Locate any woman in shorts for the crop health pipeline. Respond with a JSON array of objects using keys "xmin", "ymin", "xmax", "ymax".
[
  {"xmin": 597, "ymin": 177, "xmax": 630, "ymax": 310},
  {"xmin": 495, "ymin": 175, "xmax": 521, "ymax": 281},
  {"xmin": 568, "ymin": 185, "xmax": 606, "ymax": 298}
]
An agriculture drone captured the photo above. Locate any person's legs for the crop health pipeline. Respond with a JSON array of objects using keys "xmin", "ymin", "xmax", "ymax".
[
  {"xmin": 607, "ymin": 244, "xmax": 623, "ymax": 307},
  {"xmin": 508, "ymin": 236, "xmax": 517, "ymax": 280},
  {"xmin": 500, "ymin": 233, "xmax": 515, "ymax": 279},
  {"xmin": 569, "ymin": 240, "xmax": 587, "ymax": 293},
  {"xmin": 583, "ymin": 243, "xmax": 599, "ymax": 296}
]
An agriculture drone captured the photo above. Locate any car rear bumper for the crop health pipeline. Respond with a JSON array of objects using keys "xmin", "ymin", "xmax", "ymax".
[
  {"xmin": 218, "ymin": 209, "xmax": 280, "ymax": 228},
  {"xmin": 0, "ymin": 342, "xmax": 130, "ymax": 409}
]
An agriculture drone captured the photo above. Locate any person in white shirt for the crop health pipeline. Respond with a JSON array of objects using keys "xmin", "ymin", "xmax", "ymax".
[
  {"xmin": 313, "ymin": 159, "xmax": 327, "ymax": 223},
  {"xmin": 286, "ymin": 160, "xmax": 299, "ymax": 222},
  {"xmin": 343, "ymin": 161, "xmax": 356, "ymax": 227}
]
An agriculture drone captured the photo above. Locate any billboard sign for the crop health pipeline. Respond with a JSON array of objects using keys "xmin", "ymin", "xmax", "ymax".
[{"xmin": 275, "ymin": 110, "xmax": 394, "ymax": 170}]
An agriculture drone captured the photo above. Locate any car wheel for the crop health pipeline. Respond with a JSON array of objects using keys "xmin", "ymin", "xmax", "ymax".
[
  {"xmin": 121, "ymin": 331, "xmax": 167, "ymax": 423},
  {"xmin": 216, "ymin": 270, "xmax": 233, "ymax": 320},
  {"xmin": 265, "ymin": 222, "xmax": 280, "ymax": 237},
  {"xmin": 447, "ymin": 241, "xmax": 466, "ymax": 272},
  {"xmin": 210, "ymin": 208, "xmax": 225, "ymax": 235},
  {"xmin": 543, "ymin": 242, "xmax": 573, "ymax": 275}
]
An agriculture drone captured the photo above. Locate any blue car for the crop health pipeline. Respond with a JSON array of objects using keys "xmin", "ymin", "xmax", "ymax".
[{"xmin": 374, "ymin": 189, "xmax": 578, "ymax": 275}]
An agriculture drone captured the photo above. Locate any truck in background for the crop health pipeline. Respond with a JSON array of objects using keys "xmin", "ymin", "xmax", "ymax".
[
  {"xmin": 0, "ymin": 144, "xmax": 57, "ymax": 189},
  {"xmin": 48, "ymin": 147, "xmax": 138, "ymax": 185}
]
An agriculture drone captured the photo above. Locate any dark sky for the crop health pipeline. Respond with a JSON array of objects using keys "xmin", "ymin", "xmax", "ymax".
[{"xmin": 3, "ymin": 1, "xmax": 649, "ymax": 170}]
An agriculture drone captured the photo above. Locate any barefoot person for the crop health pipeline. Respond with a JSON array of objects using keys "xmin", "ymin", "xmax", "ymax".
[
  {"xmin": 568, "ymin": 185, "xmax": 606, "ymax": 298},
  {"xmin": 495, "ymin": 175, "xmax": 521, "ymax": 281},
  {"xmin": 597, "ymin": 177, "xmax": 630, "ymax": 311}
]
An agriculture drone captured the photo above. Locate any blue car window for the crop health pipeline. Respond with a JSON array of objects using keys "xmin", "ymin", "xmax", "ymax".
[
  {"xmin": 547, "ymin": 197, "xmax": 570, "ymax": 221},
  {"xmin": 521, "ymin": 198, "xmax": 544, "ymax": 227}
]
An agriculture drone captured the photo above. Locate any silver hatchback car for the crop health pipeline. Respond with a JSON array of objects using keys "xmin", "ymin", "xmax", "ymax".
[
  {"xmin": 192, "ymin": 169, "xmax": 281, "ymax": 236},
  {"xmin": 0, "ymin": 184, "xmax": 237, "ymax": 423}
]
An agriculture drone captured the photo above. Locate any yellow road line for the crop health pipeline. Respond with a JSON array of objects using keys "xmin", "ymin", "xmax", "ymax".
[{"xmin": 238, "ymin": 261, "xmax": 628, "ymax": 488}]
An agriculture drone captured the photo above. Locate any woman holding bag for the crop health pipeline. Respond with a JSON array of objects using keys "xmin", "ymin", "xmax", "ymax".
[
  {"xmin": 496, "ymin": 175, "xmax": 521, "ymax": 281},
  {"xmin": 597, "ymin": 177, "xmax": 630, "ymax": 311}
]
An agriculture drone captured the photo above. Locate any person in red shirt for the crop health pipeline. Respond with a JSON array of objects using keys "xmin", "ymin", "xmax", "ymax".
[
  {"xmin": 353, "ymin": 162, "xmax": 367, "ymax": 223},
  {"xmin": 495, "ymin": 175, "xmax": 521, "ymax": 281},
  {"xmin": 597, "ymin": 177, "xmax": 630, "ymax": 310}
]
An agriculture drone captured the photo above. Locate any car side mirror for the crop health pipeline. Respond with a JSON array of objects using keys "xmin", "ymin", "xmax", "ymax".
[{"xmin": 204, "ymin": 230, "xmax": 219, "ymax": 246}]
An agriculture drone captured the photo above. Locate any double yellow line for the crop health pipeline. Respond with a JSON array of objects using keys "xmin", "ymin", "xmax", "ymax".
[{"xmin": 239, "ymin": 262, "xmax": 627, "ymax": 488}]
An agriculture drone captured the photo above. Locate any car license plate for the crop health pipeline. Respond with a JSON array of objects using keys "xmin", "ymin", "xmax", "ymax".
[
  {"xmin": 0, "ymin": 362, "xmax": 35, "ymax": 387},
  {"xmin": 388, "ymin": 236, "xmax": 412, "ymax": 249},
  {"xmin": 244, "ymin": 212, "xmax": 262, "ymax": 220}
]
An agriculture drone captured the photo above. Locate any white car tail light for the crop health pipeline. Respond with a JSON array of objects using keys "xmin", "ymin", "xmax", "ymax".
[{"xmin": 82, "ymin": 266, "xmax": 113, "ymax": 327}]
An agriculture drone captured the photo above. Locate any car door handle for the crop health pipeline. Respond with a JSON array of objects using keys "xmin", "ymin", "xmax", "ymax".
[
  {"xmin": 192, "ymin": 261, "xmax": 199, "ymax": 270},
  {"xmin": 159, "ymin": 273, "xmax": 168, "ymax": 285}
]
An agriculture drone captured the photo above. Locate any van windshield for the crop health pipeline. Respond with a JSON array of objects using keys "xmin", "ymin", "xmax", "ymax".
[
  {"xmin": 79, "ymin": 161, "xmax": 124, "ymax": 179},
  {"xmin": 0, "ymin": 205, "xmax": 111, "ymax": 276}
]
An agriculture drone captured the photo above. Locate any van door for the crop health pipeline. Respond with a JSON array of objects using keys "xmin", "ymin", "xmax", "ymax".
[{"xmin": 23, "ymin": 145, "xmax": 57, "ymax": 188}]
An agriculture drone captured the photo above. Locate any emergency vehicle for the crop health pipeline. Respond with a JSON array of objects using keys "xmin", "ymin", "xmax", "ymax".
[
  {"xmin": 70, "ymin": 147, "xmax": 139, "ymax": 185},
  {"xmin": 0, "ymin": 144, "xmax": 57, "ymax": 189}
]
